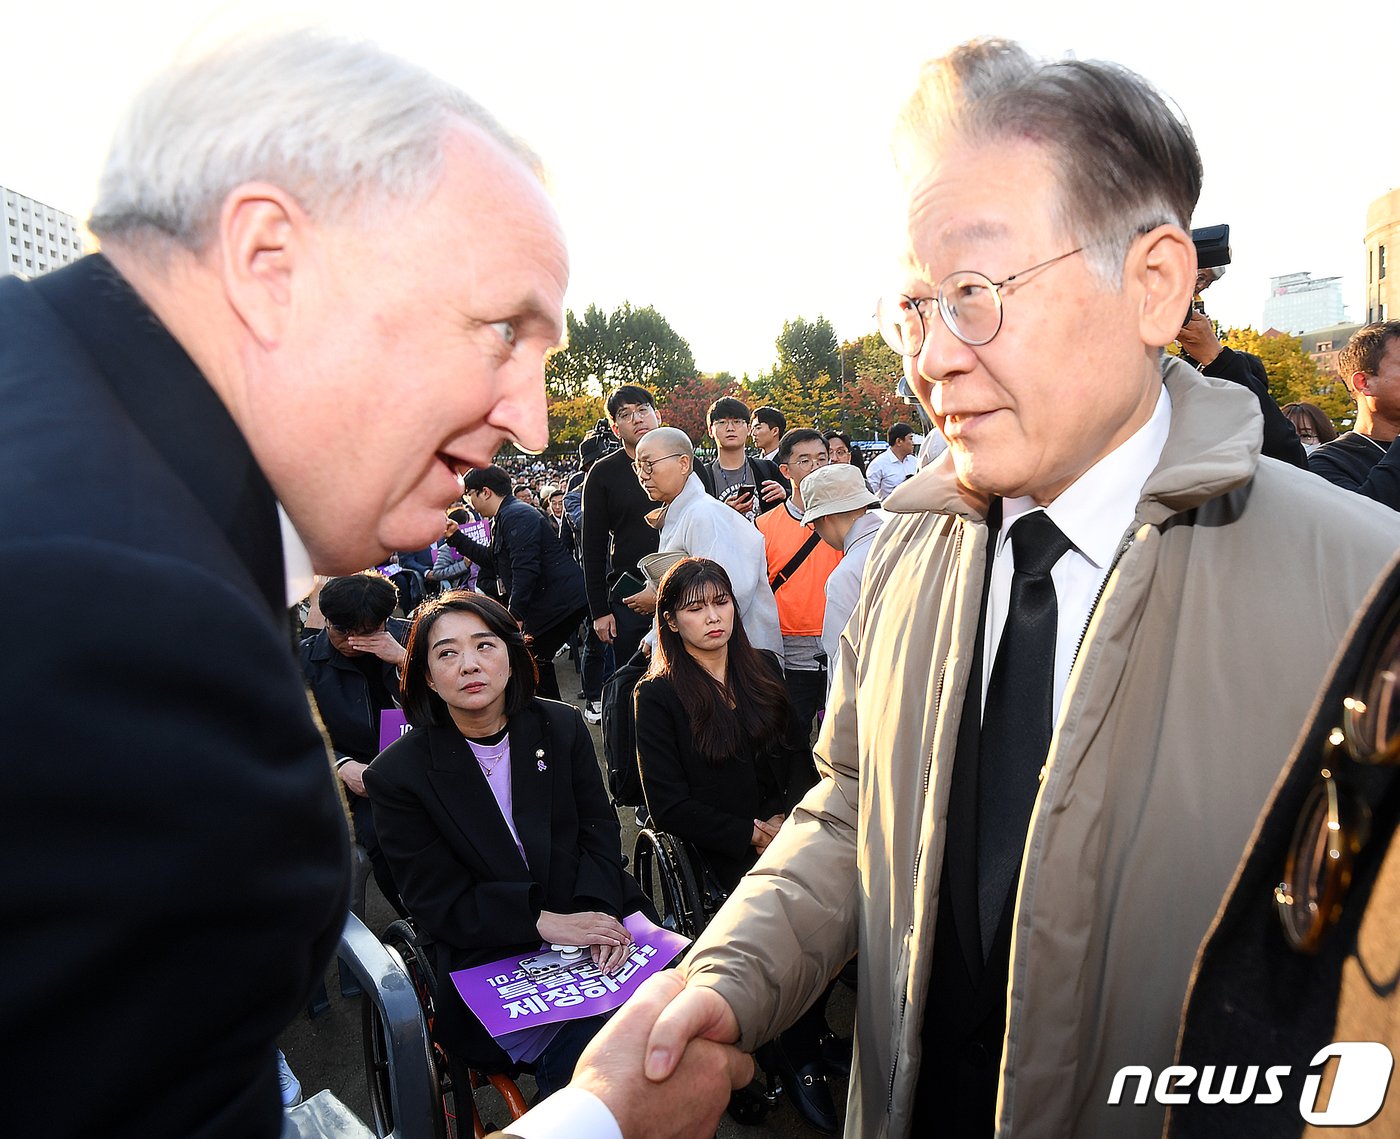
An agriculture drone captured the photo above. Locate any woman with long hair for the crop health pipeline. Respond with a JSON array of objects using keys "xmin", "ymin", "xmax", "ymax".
[
  {"xmin": 633, "ymin": 557, "xmax": 842, "ymax": 1132},
  {"xmin": 365, "ymin": 591, "xmax": 648, "ymax": 1099}
]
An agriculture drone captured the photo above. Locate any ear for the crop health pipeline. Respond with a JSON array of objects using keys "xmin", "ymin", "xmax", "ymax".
[
  {"xmin": 215, "ymin": 182, "xmax": 311, "ymax": 349},
  {"xmin": 1352, "ymin": 371, "xmax": 1373, "ymax": 398},
  {"xmin": 1127, "ymin": 224, "xmax": 1195, "ymax": 349},
  {"xmin": 665, "ymin": 616, "xmax": 679, "ymax": 633}
]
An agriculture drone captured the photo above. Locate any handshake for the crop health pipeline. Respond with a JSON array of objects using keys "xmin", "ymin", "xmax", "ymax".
[{"xmin": 526, "ymin": 972, "xmax": 752, "ymax": 1139}]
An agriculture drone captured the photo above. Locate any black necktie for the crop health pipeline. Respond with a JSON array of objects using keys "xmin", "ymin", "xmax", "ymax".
[{"xmin": 975, "ymin": 509, "xmax": 1073, "ymax": 955}]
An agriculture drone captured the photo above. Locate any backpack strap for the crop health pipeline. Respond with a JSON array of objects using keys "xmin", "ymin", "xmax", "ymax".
[{"xmin": 770, "ymin": 530, "xmax": 822, "ymax": 591}]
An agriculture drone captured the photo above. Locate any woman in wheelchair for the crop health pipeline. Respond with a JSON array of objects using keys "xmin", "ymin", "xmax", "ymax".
[
  {"xmin": 633, "ymin": 556, "xmax": 841, "ymax": 1133},
  {"xmin": 365, "ymin": 591, "xmax": 649, "ymax": 1101}
]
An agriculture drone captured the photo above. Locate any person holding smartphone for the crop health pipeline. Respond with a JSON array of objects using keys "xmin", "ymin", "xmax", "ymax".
[{"xmin": 697, "ymin": 397, "xmax": 787, "ymax": 521}]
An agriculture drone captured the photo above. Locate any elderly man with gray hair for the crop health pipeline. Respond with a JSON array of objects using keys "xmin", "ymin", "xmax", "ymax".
[
  {"xmin": 630, "ymin": 427, "xmax": 782, "ymax": 656},
  {"xmin": 0, "ymin": 30, "xmax": 745, "ymax": 1139},
  {"xmin": 633, "ymin": 37, "xmax": 1400, "ymax": 1139}
]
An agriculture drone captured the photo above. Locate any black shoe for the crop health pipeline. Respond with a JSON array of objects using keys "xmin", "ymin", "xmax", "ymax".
[
  {"xmin": 819, "ymin": 1031, "xmax": 852, "ymax": 1078},
  {"xmin": 773, "ymin": 1038, "xmax": 838, "ymax": 1133}
]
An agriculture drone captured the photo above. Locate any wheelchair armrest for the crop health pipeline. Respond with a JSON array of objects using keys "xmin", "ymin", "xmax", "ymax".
[{"xmin": 336, "ymin": 913, "xmax": 439, "ymax": 1139}]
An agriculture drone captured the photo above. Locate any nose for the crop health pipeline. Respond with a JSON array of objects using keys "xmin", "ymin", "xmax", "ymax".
[
  {"xmin": 913, "ymin": 304, "xmax": 978, "ymax": 388},
  {"xmin": 490, "ymin": 354, "xmax": 551, "ymax": 454}
]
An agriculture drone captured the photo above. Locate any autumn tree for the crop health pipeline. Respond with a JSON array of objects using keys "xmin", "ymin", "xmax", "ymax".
[
  {"xmin": 655, "ymin": 374, "xmax": 752, "ymax": 445},
  {"xmin": 547, "ymin": 394, "xmax": 607, "ymax": 446},
  {"xmin": 1220, "ymin": 327, "xmax": 1353, "ymax": 427},
  {"xmin": 546, "ymin": 302, "xmax": 697, "ymax": 400}
]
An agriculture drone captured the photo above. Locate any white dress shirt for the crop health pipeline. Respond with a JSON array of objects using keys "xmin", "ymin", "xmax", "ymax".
[
  {"xmin": 982, "ymin": 385, "xmax": 1172, "ymax": 721},
  {"xmin": 505, "ymin": 1085, "xmax": 622, "ymax": 1139},
  {"xmin": 867, "ymin": 448, "xmax": 920, "ymax": 500}
]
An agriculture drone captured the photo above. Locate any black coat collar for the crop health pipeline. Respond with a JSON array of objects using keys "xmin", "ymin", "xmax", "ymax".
[
  {"xmin": 31, "ymin": 255, "xmax": 284, "ymax": 615},
  {"xmin": 424, "ymin": 707, "xmax": 556, "ymax": 883}
]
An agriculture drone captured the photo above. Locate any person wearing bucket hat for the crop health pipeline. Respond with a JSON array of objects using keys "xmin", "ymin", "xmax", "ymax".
[{"xmin": 799, "ymin": 464, "xmax": 884, "ymax": 687}]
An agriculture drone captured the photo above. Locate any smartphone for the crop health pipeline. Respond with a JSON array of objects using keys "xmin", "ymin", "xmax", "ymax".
[
  {"xmin": 732, "ymin": 484, "xmax": 756, "ymax": 499},
  {"xmin": 609, "ymin": 570, "xmax": 648, "ymax": 602}
]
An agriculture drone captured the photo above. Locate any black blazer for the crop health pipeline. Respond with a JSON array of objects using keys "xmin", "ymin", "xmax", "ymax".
[
  {"xmin": 450, "ymin": 496, "xmax": 587, "ymax": 633},
  {"xmin": 365, "ymin": 698, "xmax": 649, "ymax": 1062},
  {"xmin": 0, "ymin": 256, "xmax": 350, "ymax": 1138},
  {"xmin": 633, "ymin": 654, "xmax": 808, "ymax": 892}
]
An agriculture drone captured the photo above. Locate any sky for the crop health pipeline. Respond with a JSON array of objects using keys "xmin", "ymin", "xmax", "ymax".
[{"xmin": 3, "ymin": 0, "xmax": 1396, "ymax": 378}]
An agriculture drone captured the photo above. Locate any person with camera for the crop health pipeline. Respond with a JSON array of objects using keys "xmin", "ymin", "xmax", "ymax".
[{"xmin": 1175, "ymin": 258, "xmax": 1308, "ymax": 467}]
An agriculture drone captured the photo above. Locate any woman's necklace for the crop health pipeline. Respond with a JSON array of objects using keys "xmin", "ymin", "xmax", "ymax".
[{"xmin": 465, "ymin": 727, "xmax": 509, "ymax": 777}]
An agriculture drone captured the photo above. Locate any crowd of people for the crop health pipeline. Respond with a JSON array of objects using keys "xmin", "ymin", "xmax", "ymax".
[{"xmin": 10, "ymin": 24, "xmax": 1400, "ymax": 1139}]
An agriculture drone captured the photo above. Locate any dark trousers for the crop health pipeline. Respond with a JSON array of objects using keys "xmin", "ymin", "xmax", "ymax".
[
  {"xmin": 530, "ymin": 608, "xmax": 589, "ymax": 701},
  {"xmin": 785, "ymin": 666, "xmax": 827, "ymax": 789},
  {"xmin": 580, "ymin": 623, "xmax": 614, "ymax": 702},
  {"xmin": 610, "ymin": 602, "xmax": 653, "ymax": 671}
]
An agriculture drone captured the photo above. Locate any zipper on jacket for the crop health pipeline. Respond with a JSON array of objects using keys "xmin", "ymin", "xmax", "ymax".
[
  {"xmin": 889, "ymin": 526, "xmax": 963, "ymax": 1113},
  {"xmin": 1069, "ymin": 528, "xmax": 1136, "ymax": 674}
]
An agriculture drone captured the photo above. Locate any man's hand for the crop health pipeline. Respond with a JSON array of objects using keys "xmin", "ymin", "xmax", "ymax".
[
  {"xmin": 573, "ymin": 973, "xmax": 751, "ymax": 1139},
  {"xmin": 623, "ymin": 586, "xmax": 657, "ymax": 616},
  {"xmin": 723, "ymin": 490, "xmax": 756, "ymax": 515},
  {"xmin": 347, "ymin": 629, "xmax": 408, "ymax": 667},
  {"xmin": 593, "ymin": 614, "xmax": 617, "ymax": 644},
  {"xmin": 1177, "ymin": 310, "xmax": 1223, "ymax": 367},
  {"xmin": 443, "ymin": 518, "xmax": 460, "ymax": 538},
  {"xmin": 644, "ymin": 978, "xmax": 743, "ymax": 1082},
  {"xmin": 759, "ymin": 479, "xmax": 787, "ymax": 504},
  {"xmin": 337, "ymin": 759, "xmax": 368, "ymax": 798}
]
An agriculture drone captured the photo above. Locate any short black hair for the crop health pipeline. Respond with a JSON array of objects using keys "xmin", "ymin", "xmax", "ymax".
[
  {"xmin": 752, "ymin": 406, "xmax": 786, "ymax": 435},
  {"xmin": 399, "ymin": 592, "xmax": 538, "ymax": 729},
  {"xmin": 887, "ymin": 421, "xmax": 915, "ymax": 445},
  {"xmin": 606, "ymin": 384, "xmax": 657, "ymax": 421},
  {"xmin": 708, "ymin": 396, "xmax": 751, "ymax": 425},
  {"xmin": 776, "ymin": 428, "xmax": 826, "ymax": 466},
  {"xmin": 319, "ymin": 572, "xmax": 398, "ymax": 632},
  {"xmin": 464, "ymin": 465, "xmax": 512, "ymax": 497}
]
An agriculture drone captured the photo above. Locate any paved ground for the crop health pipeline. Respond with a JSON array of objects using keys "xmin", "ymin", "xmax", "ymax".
[{"xmin": 278, "ymin": 670, "xmax": 851, "ymax": 1137}]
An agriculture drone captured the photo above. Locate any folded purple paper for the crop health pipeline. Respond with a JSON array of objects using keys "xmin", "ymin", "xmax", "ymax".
[{"xmin": 450, "ymin": 912, "xmax": 688, "ymax": 1043}]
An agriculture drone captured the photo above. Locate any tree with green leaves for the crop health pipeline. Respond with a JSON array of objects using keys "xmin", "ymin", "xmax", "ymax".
[
  {"xmin": 1220, "ymin": 327, "xmax": 1353, "ymax": 427},
  {"xmin": 545, "ymin": 302, "xmax": 696, "ymax": 400}
]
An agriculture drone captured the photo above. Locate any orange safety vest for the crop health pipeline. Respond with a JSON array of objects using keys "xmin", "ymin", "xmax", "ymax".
[{"xmin": 755, "ymin": 506, "xmax": 843, "ymax": 638}]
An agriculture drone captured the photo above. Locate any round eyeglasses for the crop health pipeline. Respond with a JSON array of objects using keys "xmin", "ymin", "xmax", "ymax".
[
  {"xmin": 875, "ymin": 248, "xmax": 1083, "ymax": 353},
  {"xmin": 1275, "ymin": 604, "xmax": 1400, "ymax": 953}
]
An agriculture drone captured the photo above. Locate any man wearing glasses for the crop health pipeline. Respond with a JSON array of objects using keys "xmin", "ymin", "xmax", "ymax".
[
  {"xmin": 631, "ymin": 427, "xmax": 781, "ymax": 656},
  {"xmin": 581, "ymin": 384, "xmax": 663, "ymax": 670},
  {"xmin": 637, "ymin": 37, "xmax": 1400, "ymax": 1139}
]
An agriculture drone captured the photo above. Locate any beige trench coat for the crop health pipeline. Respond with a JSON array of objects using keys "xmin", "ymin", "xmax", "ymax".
[{"xmin": 683, "ymin": 359, "xmax": 1400, "ymax": 1138}]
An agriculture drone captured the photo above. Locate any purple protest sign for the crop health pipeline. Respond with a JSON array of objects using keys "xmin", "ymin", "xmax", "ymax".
[
  {"xmin": 449, "ymin": 912, "xmax": 688, "ymax": 1045},
  {"xmin": 378, "ymin": 709, "xmax": 410, "ymax": 753}
]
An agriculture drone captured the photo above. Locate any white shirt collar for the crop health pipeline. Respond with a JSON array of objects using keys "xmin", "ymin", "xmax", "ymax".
[
  {"xmin": 279, "ymin": 505, "xmax": 316, "ymax": 608},
  {"xmin": 998, "ymin": 384, "xmax": 1173, "ymax": 569}
]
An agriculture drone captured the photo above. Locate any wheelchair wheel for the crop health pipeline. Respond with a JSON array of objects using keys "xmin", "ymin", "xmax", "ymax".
[
  {"xmin": 363, "ymin": 919, "xmax": 451, "ymax": 1139},
  {"xmin": 633, "ymin": 828, "xmax": 709, "ymax": 939}
]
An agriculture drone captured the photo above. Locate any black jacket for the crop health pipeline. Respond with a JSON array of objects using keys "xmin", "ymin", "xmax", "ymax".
[
  {"xmin": 365, "ymin": 699, "xmax": 650, "ymax": 1062},
  {"xmin": 299, "ymin": 617, "xmax": 411, "ymax": 760},
  {"xmin": 1309, "ymin": 430, "xmax": 1400, "ymax": 510},
  {"xmin": 633, "ymin": 653, "xmax": 810, "ymax": 892},
  {"xmin": 580, "ymin": 448, "xmax": 660, "ymax": 620},
  {"xmin": 1, "ymin": 256, "xmax": 349, "ymax": 1138},
  {"xmin": 449, "ymin": 496, "xmax": 587, "ymax": 632},
  {"xmin": 696, "ymin": 454, "xmax": 788, "ymax": 513},
  {"xmin": 1196, "ymin": 346, "xmax": 1308, "ymax": 469}
]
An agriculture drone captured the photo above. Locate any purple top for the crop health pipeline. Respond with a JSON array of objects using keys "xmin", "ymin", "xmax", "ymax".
[{"xmin": 466, "ymin": 733, "xmax": 528, "ymax": 867}]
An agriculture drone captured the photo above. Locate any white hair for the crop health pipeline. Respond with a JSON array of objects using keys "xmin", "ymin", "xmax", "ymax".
[{"xmin": 90, "ymin": 29, "xmax": 542, "ymax": 252}]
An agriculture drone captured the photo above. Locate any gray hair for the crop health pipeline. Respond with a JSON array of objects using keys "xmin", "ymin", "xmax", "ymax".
[
  {"xmin": 637, "ymin": 426, "xmax": 695, "ymax": 459},
  {"xmin": 90, "ymin": 29, "xmax": 542, "ymax": 252},
  {"xmin": 893, "ymin": 38, "xmax": 1201, "ymax": 285}
]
